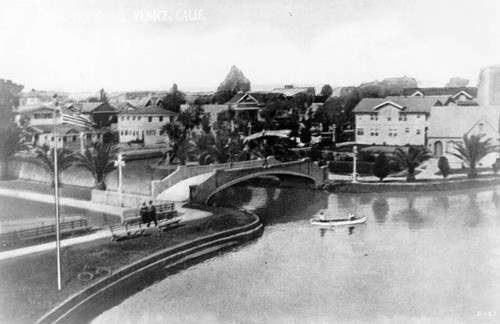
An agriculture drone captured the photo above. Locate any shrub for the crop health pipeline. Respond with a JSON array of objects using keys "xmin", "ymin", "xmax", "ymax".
[
  {"xmin": 328, "ymin": 161, "xmax": 374, "ymax": 175},
  {"xmin": 373, "ymin": 153, "xmax": 390, "ymax": 181},
  {"xmin": 493, "ymin": 160, "xmax": 499, "ymax": 175},
  {"xmin": 438, "ymin": 156, "xmax": 451, "ymax": 178}
]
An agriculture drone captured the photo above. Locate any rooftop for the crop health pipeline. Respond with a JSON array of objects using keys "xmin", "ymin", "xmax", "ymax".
[{"xmin": 353, "ymin": 96, "xmax": 450, "ymax": 114}]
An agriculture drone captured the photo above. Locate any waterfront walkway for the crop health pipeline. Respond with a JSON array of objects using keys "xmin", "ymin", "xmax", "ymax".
[{"xmin": 0, "ymin": 180, "xmax": 215, "ymax": 261}]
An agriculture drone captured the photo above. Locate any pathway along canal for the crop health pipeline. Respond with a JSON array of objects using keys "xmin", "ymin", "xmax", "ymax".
[{"xmin": 94, "ymin": 184, "xmax": 500, "ymax": 323}]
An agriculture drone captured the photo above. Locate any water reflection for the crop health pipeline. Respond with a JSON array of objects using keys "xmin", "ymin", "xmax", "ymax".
[
  {"xmin": 434, "ymin": 195, "xmax": 450, "ymax": 210},
  {"xmin": 463, "ymin": 192, "xmax": 483, "ymax": 227},
  {"xmin": 393, "ymin": 196, "xmax": 428, "ymax": 229},
  {"xmin": 372, "ymin": 198, "xmax": 389, "ymax": 223}
]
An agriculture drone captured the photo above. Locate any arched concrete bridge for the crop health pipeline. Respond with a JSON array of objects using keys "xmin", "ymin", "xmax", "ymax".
[{"xmin": 189, "ymin": 158, "xmax": 328, "ymax": 205}]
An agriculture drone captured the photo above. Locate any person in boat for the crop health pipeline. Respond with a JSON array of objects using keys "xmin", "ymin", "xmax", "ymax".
[
  {"xmin": 319, "ymin": 212, "xmax": 326, "ymax": 222},
  {"xmin": 348, "ymin": 212, "xmax": 355, "ymax": 221}
]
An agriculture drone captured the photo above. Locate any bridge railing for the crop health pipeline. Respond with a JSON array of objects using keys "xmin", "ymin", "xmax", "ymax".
[
  {"xmin": 189, "ymin": 158, "xmax": 328, "ymax": 204},
  {"xmin": 150, "ymin": 156, "xmax": 279, "ymax": 197}
]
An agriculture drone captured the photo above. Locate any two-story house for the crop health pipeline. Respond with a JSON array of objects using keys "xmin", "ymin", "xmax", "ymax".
[
  {"xmin": 353, "ymin": 96, "xmax": 449, "ymax": 146},
  {"xmin": 16, "ymin": 103, "xmax": 100, "ymax": 150},
  {"xmin": 118, "ymin": 106, "xmax": 177, "ymax": 146}
]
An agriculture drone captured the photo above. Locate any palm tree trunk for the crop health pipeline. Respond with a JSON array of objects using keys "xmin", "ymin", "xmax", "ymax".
[
  {"xmin": 94, "ymin": 180, "xmax": 107, "ymax": 190},
  {"xmin": 407, "ymin": 167, "xmax": 416, "ymax": 182}
]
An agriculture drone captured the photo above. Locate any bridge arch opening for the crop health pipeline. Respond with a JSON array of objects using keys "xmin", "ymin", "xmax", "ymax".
[{"xmin": 204, "ymin": 171, "xmax": 317, "ymax": 205}]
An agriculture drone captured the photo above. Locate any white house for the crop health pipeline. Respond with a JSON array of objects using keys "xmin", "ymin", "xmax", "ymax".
[
  {"xmin": 16, "ymin": 103, "xmax": 99, "ymax": 150},
  {"xmin": 118, "ymin": 106, "xmax": 177, "ymax": 146},
  {"xmin": 353, "ymin": 96, "xmax": 449, "ymax": 146},
  {"xmin": 428, "ymin": 106, "xmax": 500, "ymax": 168}
]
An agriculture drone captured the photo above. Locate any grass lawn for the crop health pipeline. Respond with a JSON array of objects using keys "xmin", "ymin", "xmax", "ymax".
[{"xmin": 0, "ymin": 206, "xmax": 256, "ymax": 324}]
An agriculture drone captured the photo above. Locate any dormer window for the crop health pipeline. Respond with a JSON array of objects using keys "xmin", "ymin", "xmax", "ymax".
[{"xmin": 478, "ymin": 123, "xmax": 484, "ymax": 132}]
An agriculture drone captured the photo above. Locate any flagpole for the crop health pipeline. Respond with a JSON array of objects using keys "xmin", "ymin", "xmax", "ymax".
[{"xmin": 53, "ymin": 95, "xmax": 62, "ymax": 290}]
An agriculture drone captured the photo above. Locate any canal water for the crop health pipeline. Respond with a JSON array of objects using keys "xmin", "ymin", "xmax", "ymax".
[
  {"xmin": 94, "ymin": 185, "xmax": 500, "ymax": 323},
  {"xmin": 0, "ymin": 196, "xmax": 119, "ymax": 232}
]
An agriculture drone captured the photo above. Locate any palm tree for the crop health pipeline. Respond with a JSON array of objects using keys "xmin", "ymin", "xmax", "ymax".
[
  {"xmin": 450, "ymin": 133, "xmax": 499, "ymax": 178},
  {"xmin": 173, "ymin": 137, "xmax": 197, "ymax": 165},
  {"xmin": 76, "ymin": 143, "xmax": 118, "ymax": 190},
  {"xmin": 393, "ymin": 146, "xmax": 432, "ymax": 182},
  {"xmin": 0, "ymin": 125, "xmax": 26, "ymax": 180},
  {"xmin": 197, "ymin": 131, "xmax": 243, "ymax": 165},
  {"xmin": 35, "ymin": 147, "xmax": 77, "ymax": 187}
]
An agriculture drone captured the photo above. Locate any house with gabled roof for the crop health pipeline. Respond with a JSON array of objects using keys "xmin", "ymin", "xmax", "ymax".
[
  {"xmin": 427, "ymin": 106, "xmax": 500, "ymax": 168},
  {"xmin": 353, "ymin": 96, "xmax": 448, "ymax": 146},
  {"xmin": 118, "ymin": 106, "xmax": 177, "ymax": 146},
  {"xmin": 72, "ymin": 102, "xmax": 117, "ymax": 127}
]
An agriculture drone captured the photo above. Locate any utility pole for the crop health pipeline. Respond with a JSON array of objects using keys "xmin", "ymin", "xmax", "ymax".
[
  {"xmin": 114, "ymin": 154, "xmax": 125, "ymax": 222},
  {"xmin": 52, "ymin": 95, "xmax": 62, "ymax": 290},
  {"xmin": 352, "ymin": 145, "xmax": 358, "ymax": 183}
]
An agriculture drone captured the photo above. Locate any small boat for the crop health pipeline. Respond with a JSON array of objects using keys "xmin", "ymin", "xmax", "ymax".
[{"xmin": 310, "ymin": 215, "xmax": 367, "ymax": 226}]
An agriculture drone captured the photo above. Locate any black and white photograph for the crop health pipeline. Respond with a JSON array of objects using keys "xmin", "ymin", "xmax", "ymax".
[{"xmin": 0, "ymin": 0, "xmax": 499, "ymax": 323}]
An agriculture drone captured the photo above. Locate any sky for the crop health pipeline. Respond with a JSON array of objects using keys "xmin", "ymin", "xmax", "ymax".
[{"xmin": 1, "ymin": 0, "xmax": 500, "ymax": 93}]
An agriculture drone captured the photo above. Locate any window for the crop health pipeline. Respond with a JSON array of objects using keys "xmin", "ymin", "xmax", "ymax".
[
  {"xmin": 357, "ymin": 128, "xmax": 364, "ymax": 136},
  {"xmin": 73, "ymin": 136, "xmax": 77, "ymax": 142},
  {"xmin": 146, "ymin": 130, "xmax": 156, "ymax": 136},
  {"xmin": 370, "ymin": 113, "xmax": 378, "ymax": 121},
  {"xmin": 138, "ymin": 116, "xmax": 141, "ymax": 121},
  {"xmin": 370, "ymin": 129, "xmax": 379, "ymax": 136},
  {"xmin": 127, "ymin": 116, "xmax": 130, "ymax": 121},
  {"xmin": 417, "ymin": 114, "xmax": 421, "ymax": 119},
  {"xmin": 132, "ymin": 116, "xmax": 136, "ymax": 121},
  {"xmin": 479, "ymin": 123, "xmax": 484, "ymax": 132},
  {"xmin": 387, "ymin": 117, "xmax": 391, "ymax": 121},
  {"xmin": 159, "ymin": 116, "xmax": 163, "ymax": 122},
  {"xmin": 388, "ymin": 129, "xmax": 398, "ymax": 137},
  {"xmin": 399, "ymin": 113, "xmax": 407, "ymax": 121},
  {"xmin": 405, "ymin": 127, "xmax": 410, "ymax": 133},
  {"xmin": 358, "ymin": 116, "xmax": 362, "ymax": 121},
  {"xmin": 170, "ymin": 116, "xmax": 174, "ymax": 123},
  {"xmin": 148, "ymin": 117, "xmax": 153, "ymax": 122},
  {"xmin": 416, "ymin": 129, "xmax": 421, "ymax": 135}
]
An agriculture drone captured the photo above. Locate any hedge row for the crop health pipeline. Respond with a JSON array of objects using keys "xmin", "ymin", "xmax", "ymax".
[{"xmin": 328, "ymin": 161, "xmax": 401, "ymax": 175}]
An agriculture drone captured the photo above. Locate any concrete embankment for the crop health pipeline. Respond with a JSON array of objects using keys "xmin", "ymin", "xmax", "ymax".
[
  {"xmin": 326, "ymin": 176, "xmax": 500, "ymax": 193},
  {"xmin": 37, "ymin": 212, "xmax": 263, "ymax": 324}
]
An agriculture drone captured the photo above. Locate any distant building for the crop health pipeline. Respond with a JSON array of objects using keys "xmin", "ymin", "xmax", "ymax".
[
  {"xmin": 20, "ymin": 90, "xmax": 68, "ymax": 106},
  {"xmin": 353, "ymin": 96, "xmax": 449, "ymax": 146},
  {"xmin": 117, "ymin": 106, "xmax": 177, "ymax": 146},
  {"xmin": 271, "ymin": 85, "xmax": 316, "ymax": 97},
  {"xmin": 16, "ymin": 102, "xmax": 100, "ymax": 150},
  {"xmin": 199, "ymin": 104, "xmax": 230, "ymax": 125},
  {"xmin": 227, "ymin": 92, "xmax": 267, "ymax": 122},
  {"xmin": 428, "ymin": 106, "xmax": 500, "ymax": 168},
  {"xmin": 477, "ymin": 65, "xmax": 500, "ymax": 107},
  {"xmin": 68, "ymin": 102, "xmax": 117, "ymax": 127}
]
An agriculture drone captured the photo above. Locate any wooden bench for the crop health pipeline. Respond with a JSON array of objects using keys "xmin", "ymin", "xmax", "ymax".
[
  {"xmin": 109, "ymin": 223, "xmax": 145, "ymax": 241},
  {"xmin": 0, "ymin": 219, "xmax": 90, "ymax": 244},
  {"xmin": 122, "ymin": 203, "xmax": 178, "ymax": 225},
  {"xmin": 158, "ymin": 217, "xmax": 182, "ymax": 231}
]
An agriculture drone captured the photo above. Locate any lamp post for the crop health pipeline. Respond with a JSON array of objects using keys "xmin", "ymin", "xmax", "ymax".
[
  {"xmin": 114, "ymin": 154, "xmax": 125, "ymax": 222},
  {"xmin": 53, "ymin": 95, "xmax": 62, "ymax": 291},
  {"xmin": 352, "ymin": 145, "xmax": 358, "ymax": 183}
]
